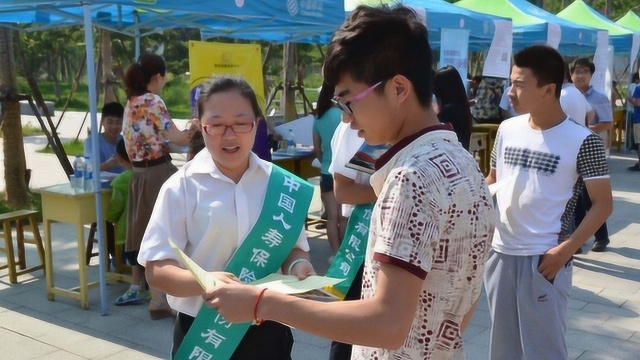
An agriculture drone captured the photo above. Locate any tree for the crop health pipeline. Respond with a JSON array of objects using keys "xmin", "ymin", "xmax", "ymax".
[{"xmin": 0, "ymin": 27, "xmax": 29, "ymax": 207}]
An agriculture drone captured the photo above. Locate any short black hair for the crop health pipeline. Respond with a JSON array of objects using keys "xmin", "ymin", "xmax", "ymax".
[
  {"xmin": 570, "ymin": 57, "xmax": 595, "ymax": 75},
  {"xmin": 513, "ymin": 45, "xmax": 564, "ymax": 98},
  {"xmin": 101, "ymin": 102, "xmax": 124, "ymax": 119},
  {"xmin": 323, "ymin": 5, "xmax": 433, "ymax": 108},
  {"xmin": 115, "ymin": 138, "xmax": 129, "ymax": 163},
  {"xmin": 632, "ymin": 71, "xmax": 639, "ymax": 83}
]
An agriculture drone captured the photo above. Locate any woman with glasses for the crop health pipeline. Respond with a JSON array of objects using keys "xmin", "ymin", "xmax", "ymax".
[
  {"xmin": 137, "ymin": 75, "xmax": 316, "ymax": 359},
  {"xmin": 119, "ymin": 54, "xmax": 192, "ymax": 318}
]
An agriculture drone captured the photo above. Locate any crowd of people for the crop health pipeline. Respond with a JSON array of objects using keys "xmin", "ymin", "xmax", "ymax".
[{"xmin": 81, "ymin": 3, "xmax": 640, "ymax": 359}]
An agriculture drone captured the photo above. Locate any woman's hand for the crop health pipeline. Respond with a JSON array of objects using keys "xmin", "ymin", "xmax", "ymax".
[
  {"xmin": 203, "ymin": 283, "xmax": 261, "ymax": 323},
  {"xmin": 290, "ymin": 259, "xmax": 317, "ymax": 280},
  {"xmin": 211, "ymin": 271, "xmax": 241, "ymax": 284}
]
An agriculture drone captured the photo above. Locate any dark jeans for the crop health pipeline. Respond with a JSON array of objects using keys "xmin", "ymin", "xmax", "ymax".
[
  {"xmin": 172, "ymin": 313, "xmax": 293, "ymax": 360},
  {"xmin": 574, "ymin": 187, "xmax": 608, "ymax": 242},
  {"xmin": 329, "ymin": 265, "xmax": 364, "ymax": 360}
]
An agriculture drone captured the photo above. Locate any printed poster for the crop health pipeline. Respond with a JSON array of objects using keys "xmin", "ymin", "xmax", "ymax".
[{"xmin": 188, "ymin": 41, "xmax": 264, "ymax": 118}]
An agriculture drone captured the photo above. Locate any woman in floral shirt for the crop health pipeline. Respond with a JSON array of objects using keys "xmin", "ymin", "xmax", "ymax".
[{"xmin": 119, "ymin": 53, "xmax": 192, "ymax": 319}]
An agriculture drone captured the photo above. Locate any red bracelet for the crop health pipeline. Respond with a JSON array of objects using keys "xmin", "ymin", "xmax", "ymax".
[{"xmin": 254, "ymin": 288, "xmax": 268, "ymax": 326}]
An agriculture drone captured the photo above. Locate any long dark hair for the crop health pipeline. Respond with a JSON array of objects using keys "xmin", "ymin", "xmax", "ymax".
[
  {"xmin": 316, "ymin": 81, "xmax": 334, "ymax": 119},
  {"xmin": 433, "ymin": 66, "xmax": 472, "ymax": 124},
  {"xmin": 124, "ymin": 54, "xmax": 166, "ymax": 99},
  {"xmin": 433, "ymin": 65, "xmax": 473, "ymax": 147}
]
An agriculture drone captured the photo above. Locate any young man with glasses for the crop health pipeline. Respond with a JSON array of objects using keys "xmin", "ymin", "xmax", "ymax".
[
  {"xmin": 205, "ymin": 5, "xmax": 495, "ymax": 359},
  {"xmin": 570, "ymin": 57, "xmax": 613, "ymax": 252}
]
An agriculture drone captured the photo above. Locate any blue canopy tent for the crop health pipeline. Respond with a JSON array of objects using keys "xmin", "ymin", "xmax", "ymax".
[
  {"xmin": 0, "ymin": 0, "xmax": 346, "ymax": 315},
  {"xmin": 456, "ymin": 0, "xmax": 599, "ymax": 55}
]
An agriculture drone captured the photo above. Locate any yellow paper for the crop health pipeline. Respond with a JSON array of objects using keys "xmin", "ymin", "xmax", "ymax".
[
  {"xmin": 168, "ymin": 239, "xmax": 218, "ymax": 290},
  {"xmin": 251, "ymin": 274, "xmax": 345, "ymax": 295}
]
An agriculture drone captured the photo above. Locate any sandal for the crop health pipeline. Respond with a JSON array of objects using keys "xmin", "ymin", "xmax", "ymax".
[{"xmin": 149, "ymin": 301, "xmax": 176, "ymax": 321}]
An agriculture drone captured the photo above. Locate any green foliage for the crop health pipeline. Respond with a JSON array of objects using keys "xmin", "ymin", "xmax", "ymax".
[
  {"xmin": 36, "ymin": 139, "xmax": 84, "ymax": 156},
  {"xmin": 0, "ymin": 192, "xmax": 43, "ymax": 222},
  {"xmin": 21, "ymin": 124, "xmax": 43, "ymax": 136}
]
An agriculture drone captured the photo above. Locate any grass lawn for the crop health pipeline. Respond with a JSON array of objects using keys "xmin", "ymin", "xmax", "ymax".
[{"xmin": 36, "ymin": 139, "xmax": 84, "ymax": 157}]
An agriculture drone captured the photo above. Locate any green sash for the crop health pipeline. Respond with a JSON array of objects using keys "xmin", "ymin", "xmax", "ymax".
[
  {"xmin": 174, "ymin": 165, "xmax": 313, "ymax": 359},
  {"xmin": 324, "ymin": 203, "xmax": 374, "ymax": 299}
]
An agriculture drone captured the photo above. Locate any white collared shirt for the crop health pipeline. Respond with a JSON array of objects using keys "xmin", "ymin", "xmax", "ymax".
[{"xmin": 138, "ymin": 150, "xmax": 310, "ymax": 316}]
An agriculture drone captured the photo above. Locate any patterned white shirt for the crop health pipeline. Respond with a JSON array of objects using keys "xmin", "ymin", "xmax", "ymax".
[{"xmin": 353, "ymin": 125, "xmax": 495, "ymax": 360}]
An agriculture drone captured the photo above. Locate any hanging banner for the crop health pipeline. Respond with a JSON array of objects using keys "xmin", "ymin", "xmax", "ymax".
[
  {"xmin": 440, "ymin": 28, "xmax": 470, "ymax": 90},
  {"xmin": 630, "ymin": 34, "xmax": 640, "ymax": 73},
  {"xmin": 188, "ymin": 41, "xmax": 265, "ymax": 118},
  {"xmin": 483, "ymin": 19, "xmax": 512, "ymax": 79},
  {"xmin": 546, "ymin": 23, "xmax": 561, "ymax": 49},
  {"xmin": 591, "ymin": 31, "xmax": 610, "ymax": 95}
]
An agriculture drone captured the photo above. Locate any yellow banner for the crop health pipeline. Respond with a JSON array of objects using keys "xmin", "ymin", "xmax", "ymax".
[{"xmin": 188, "ymin": 41, "xmax": 264, "ymax": 117}]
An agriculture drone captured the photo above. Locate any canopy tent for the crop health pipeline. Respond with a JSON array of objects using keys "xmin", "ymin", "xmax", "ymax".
[
  {"xmin": 0, "ymin": 1, "xmax": 345, "ymax": 45},
  {"xmin": 0, "ymin": 0, "xmax": 346, "ymax": 315},
  {"xmin": 557, "ymin": 0, "xmax": 639, "ymax": 54},
  {"xmin": 455, "ymin": 0, "xmax": 598, "ymax": 55},
  {"xmin": 341, "ymin": 0, "xmax": 505, "ymax": 51},
  {"xmin": 616, "ymin": 11, "xmax": 640, "ymax": 33}
]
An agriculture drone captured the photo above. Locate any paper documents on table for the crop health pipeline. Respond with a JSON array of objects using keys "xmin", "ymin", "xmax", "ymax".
[{"xmin": 169, "ymin": 239, "xmax": 344, "ymax": 295}]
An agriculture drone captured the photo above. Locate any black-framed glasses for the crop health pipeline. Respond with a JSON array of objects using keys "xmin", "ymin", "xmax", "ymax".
[
  {"xmin": 202, "ymin": 122, "xmax": 255, "ymax": 136},
  {"xmin": 331, "ymin": 81, "xmax": 383, "ymax": 115}
]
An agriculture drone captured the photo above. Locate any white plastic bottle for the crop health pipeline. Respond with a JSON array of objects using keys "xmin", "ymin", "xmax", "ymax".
[
  {"xmin": 72, "ymin": 155, "xmax": 84, "ymax": 192},
  {"xmin": 287, "ymin": 129, "xmax": 296, "ymax": 155},
  {"xmin": 83, "ymin": 157, "xmax": 94, "ymax": 192}
]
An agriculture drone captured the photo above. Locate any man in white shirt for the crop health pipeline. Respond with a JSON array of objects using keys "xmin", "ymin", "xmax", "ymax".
[{"xmin": 486, "ymin": 45, "xmax": 612, "ymax": 359}]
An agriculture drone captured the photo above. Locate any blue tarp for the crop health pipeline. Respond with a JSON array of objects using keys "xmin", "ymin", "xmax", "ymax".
[
  {"xmin": 0, "ymin": 1, "xmax": 346, "ymax": 41},
  {"xmin": 400, "ymin": 0, "xmax": 501, "ymax": 51}
]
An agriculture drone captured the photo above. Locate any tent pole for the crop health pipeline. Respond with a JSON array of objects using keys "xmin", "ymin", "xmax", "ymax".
[
  {"xmin": 83, "ymin": 2, "xmax": 108, "ymax": 315},
  {"xmin": 134, "ymin": 11, "xmax": 140, "ymax": 60}
]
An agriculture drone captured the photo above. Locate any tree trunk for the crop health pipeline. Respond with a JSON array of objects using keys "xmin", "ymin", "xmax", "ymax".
[
  {"xmin": 0, "ymin": 28, "xmax": 29, "ymax": 207},
  {"xmin": 100, "ymin": 30, "xmax": 117, "ymax": 104},
  {"xmin": 282, "ymin": 43, "xmax": 297, "ymax": 121}
]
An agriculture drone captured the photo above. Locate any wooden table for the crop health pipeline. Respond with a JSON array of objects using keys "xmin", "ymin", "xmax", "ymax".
[
  {"xmin": 471, "ymin": 123, "xmax": 499, "ymax": 175},
  {"xmin": 35, "ymin": 183, "xmax": 130, "ymax": 309},
  {"xmin": 272, "ymin": 149, "xmax": 320, "ymax": 180}
]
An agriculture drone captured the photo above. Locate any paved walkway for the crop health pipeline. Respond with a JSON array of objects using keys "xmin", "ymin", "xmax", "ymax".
[{"xmin": 0, "ymin": 111, "xmax": 639, "ymax": 359}]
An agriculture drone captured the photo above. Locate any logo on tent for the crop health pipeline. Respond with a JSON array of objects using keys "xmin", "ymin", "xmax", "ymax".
[{"xmin": 287, "ymin": 0, "xmax": 300, "ymax": 16}]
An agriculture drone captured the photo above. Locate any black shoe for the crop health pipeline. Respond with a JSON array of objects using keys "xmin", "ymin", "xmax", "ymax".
[
  {"xmin": 628, "ymin": 164, "xmax": 640, "ymax": 171},
  {"xmin": 590, "ymin": 239, "xmax": 610, "ymax": 252}
]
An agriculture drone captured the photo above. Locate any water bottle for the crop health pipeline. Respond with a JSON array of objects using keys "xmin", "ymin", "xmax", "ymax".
[
  {"xmin": 287, "ymin": 129, "xmax": 296, "ymax": 155},
  {"xmin": 72, "ymin": 155, "xmax": 84, "ymax": 192},
  {"xmin": 83, "ymin": 157, "xmax": 94, "ymax": 192}
]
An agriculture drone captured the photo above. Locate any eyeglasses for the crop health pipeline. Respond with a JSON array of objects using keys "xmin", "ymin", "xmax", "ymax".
[
  {"xmin": 202, "ymin": 122, "xmax": 255, "ymax": 136},
  {"xmin": 331, "ymin": 81, "xmax": 383, "ymax": 115}
]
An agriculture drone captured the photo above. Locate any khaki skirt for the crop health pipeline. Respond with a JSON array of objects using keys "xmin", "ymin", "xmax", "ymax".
[{"xmin": 126, "ymin": 161, "xmax": 178, "ymax": 252}]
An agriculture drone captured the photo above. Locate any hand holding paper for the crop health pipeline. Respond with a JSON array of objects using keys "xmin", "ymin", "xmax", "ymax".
[{"xmin": 169, "ymin": 239, "xmax": 344, "ymax": 294}]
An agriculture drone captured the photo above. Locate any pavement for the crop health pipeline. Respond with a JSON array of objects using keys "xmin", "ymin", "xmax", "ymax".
[{"xmin": 0, "ymin": 111, "xmax": 640, "ymax": 359}]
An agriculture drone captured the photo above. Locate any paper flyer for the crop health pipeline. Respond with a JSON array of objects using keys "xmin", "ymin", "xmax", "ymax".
[{"xmin": 169, "ymin": 239, "xmax": 344, "ymax": 295}]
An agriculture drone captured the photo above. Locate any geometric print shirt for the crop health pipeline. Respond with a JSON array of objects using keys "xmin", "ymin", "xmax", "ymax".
[
  {"xmin": 490, "ymin": 115, "xmax": 609, "ymax": 255},
  {"xmin": 353, "ymin": 125, "xmax": 495, "ymax": 360}
]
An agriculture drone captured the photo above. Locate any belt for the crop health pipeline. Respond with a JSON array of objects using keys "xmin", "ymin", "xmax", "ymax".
[{"xmin": 132, "ymin": 155, "xmax": 172, "ymax": 168}]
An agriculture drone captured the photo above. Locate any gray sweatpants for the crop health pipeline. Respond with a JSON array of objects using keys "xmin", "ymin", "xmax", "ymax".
[{"xmin": 484, "ymin": 251, "xmax": 572, "ymax": 360}]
